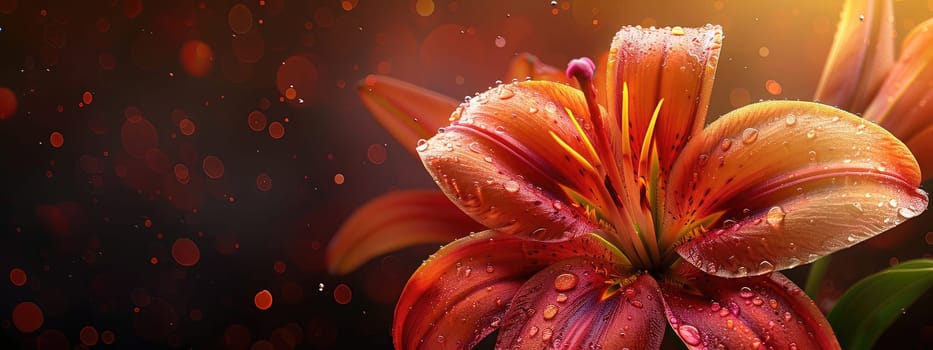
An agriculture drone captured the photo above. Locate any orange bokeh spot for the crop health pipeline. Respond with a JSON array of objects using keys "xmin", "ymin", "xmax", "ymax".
[
  {"xmin": 0, "ymin": 87, "xmax": 15, "ymax": 119},
  {"xmin": 100, "ymin": 330, "xmax": 115, "ymax": 344},
  {"xmin": 202, "ymin": 155, "xmax": 225, "ymax": 179},
  {"xmin": 228, "ymin": 4, "xmax": 253, "ymax": 34},
  {"xmin": 367, "ymin": 144, "xmax": 387, "ymax": 165},
  {"xmin": 80, "ymin": 325, "xmax": 99, "ymax": 346},
  {"xmin": 150, "ymin": 257, "xmax": 158, "ymax": 264},
  {"xmin": 268, "ymin": 121, "xmax": 285, "ymax": 139},
  {"xmin": 248, "ymin": 110, "xmax": 267, "ymax": 131},
  {"xmin": 12, "ymin": 302, "xmax": 44, "ymax": 333},
  {"xmin": 124, "ymin": 106, "xmax": 143, "ymax": 122},
  {"xmin": 729, "ymin": 87, "xmax": 751, "ymax": 108},
  {"xmin": 232, "ymin": 29, "xmax": 265, "ymax": 63},
  {"xmin": 333, "ymin": 173, "xmax": 345, "ymax": 185},
  {"xmin": 415, "ymin": 0, "xmax": 434, "ymax": 16},
  {"xmin": 765, "ymin": 79, "xmax": 783, "ymax": 95},
  {"xmin": 333, "ymin": 284, "xmax": 352, "ymax": 304},
  {"xmin": 179, "ymin": 118, "xmax": 196, "ymax": 136},
  {"xmin": 255, "ymin": 173, "xmax": 272, "ymax": 192},
  {"xmin": 49, "ymin": 131, "xmax": 64, "ymax": 148},
  {"xmin": 273, "ymin": 260, "xmax": 286, "ymax": 274},
  {"xmin": 9, "ymin": 268, "xmax": 26, "ymax": 287},
  {"xmin": 180, "ymin": 40, "xmax": 214, "ymax": 78},
  {"xmin": 82, "ymin": 91, "xmax": 93, "ymax": 105},
  {"xmin": 174, "ymin": 163, "xmax": 190, "ymax": 184},
  {"xmin": 122, "ymin": 0, "xmax": 142, "ymax": 18},
  {"xmin": 252, "ymin": 340, "xmax": 275, "ymax": 350},
  {"xmin": 275, "ymin": 55, "xmax": 318, "ymax": 105},
  {"xmin": 254, "ymin": 289, "xmax": 273, "ymax": 310},
  {"xmin": 171, "ymin": 238, "xmax": 201, "ymax": 266}
]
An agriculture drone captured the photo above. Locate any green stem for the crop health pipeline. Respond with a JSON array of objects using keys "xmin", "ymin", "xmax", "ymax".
[{"xmin": 805, "ymin": 255, "xmax": 832, "ymax": 300}]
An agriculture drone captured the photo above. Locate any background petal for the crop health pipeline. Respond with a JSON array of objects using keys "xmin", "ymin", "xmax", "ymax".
[
  {"xmin": 863, "ymin": 18, "xmax": 933, "ymax": 150},
  {"xmin": 667, "ymin": 101, "xmax": 927, "ymax": 277},
  {"xmin": 661, "ymin": 267, "xmax": 840, "ymax": 349},
  {"xmin": 418, "ymin": 81, "xmax": 606, "ymax": 241},
  {"xmin": 497, "ymin": 259, "xmax": 665, "ymax": 349},
  {"xmin": 607, "ymin": 25, "xmax": 722, "ymax": 175},
  {"xmin": 813, "ymin": 0, "xmax": 894, "ymax": 113},
  {"xmin": 326, "ymin": 190, "xmax": 484, "ymax": 275},
  {"xmin": 394, "ymin": 230, "xmax": 628, "ymax": 349},
  {"xmin": 504, "ymin": 52, "xmax": 571, "ymax": 84},
  {"xmin": 359, "ymin": 75, "xmax": 458, "ymax": 156}
]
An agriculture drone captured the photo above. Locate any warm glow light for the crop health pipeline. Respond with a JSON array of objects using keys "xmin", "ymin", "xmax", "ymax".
[{"xmin": 254, "ymin": 289, "xmax": 273, "ymax": 310}]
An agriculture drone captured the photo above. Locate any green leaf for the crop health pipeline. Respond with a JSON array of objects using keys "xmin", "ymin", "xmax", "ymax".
[{"xmin": 827, "ymin": 259, "xmax": 933, "ymax": 350}]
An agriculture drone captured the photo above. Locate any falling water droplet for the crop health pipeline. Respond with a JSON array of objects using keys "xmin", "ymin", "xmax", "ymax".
[
  {"xmin": 741, "ymin": 128, "xmax": 759, "ymax": 144},
  {"xmin": 677, "ymin": 325, "xmax": 702, "ymax": 346},
  {"xmin": 766, "ymin": 206, "xmax": 785, "ymax": 230}
]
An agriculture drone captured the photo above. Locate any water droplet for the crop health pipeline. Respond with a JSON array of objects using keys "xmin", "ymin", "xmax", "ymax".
[
  {"xmin": 671, "ymin": 26, "xmax": 686, "ymax": 36},
  {"xmin": 759, "ymin": 260, "xmax": 775, "ymax": 272},
  {"xmin": 529, "ymin": 106, "xmax": 538, "ymax": 114},
  {"xmin": 552, "ymin": 200, "xmax": 563, "ymax": 211},
  {"xmin": 630, "ymin": 300, "xmax": 643, "ymax": 308},
  {"xmin": 495, "ymin": 125, "xmax": 506, "ymax": 133},
  {"xmin": 766, "ymin": 206, "xmax": 785, "ymax": 230},
  {"xmin": 898, "ymin": 207, "xmax": 920, "ymax": 219},
  {"xmin": 542, "ymin": 327, "xmax": 553, "ymax": 341},
  {"xmin": 623, "ymin": 288, "xmax": 637, "ymax": 298},
  {"xmin": 739, "ymin": 287, "xmax": 755, "ymax": 298},
  {"xmin": 741, "ymin": 128, "xmax": 759, "ymax": 144},
  {"xmin": 503, "ymin": 180, "xmax": 520, "ymax": 193},
  {"xmin": 468, "ymin": 142, "xmax": 482, "ymax": 153},
  {"xmin": 858, "ymin": 14, "xmax": 865, "ymax": 21},
  {"xmin": 494, "ymin": 35, "xmax": 507, "ymax": 48},
  {"xmin": 555, "ymin": 293, "xmax": 567, "ymax": 303},
  {"xmin": 542, "ymin": 304, "xmax": 558, "ymax": 320},
  {"xmin": 318, "ymin": 283, "xmax": 325, "ymax": 291},
  {"xmin": 436, "ymin": 335, "xmax": 446, "ymax": 343},
  {"xmin": 806, "ymin": 129, "xmax": 816, "ymax": 139},
  {"xmin": 529, "ymin": 326, "xmax": 539, "ymax": 336},
  {"xmin": 736, "ymin": 266, "xmax": 749, "ymax": 276},
  {"xmin": 554, "ymin": 273, "xmax": 578, "ymax": 291},
  {"xmin": 888, "ymin": 199, "xmax": 898, "ymax": 208},
  {"xmin": 416, "ymin": 139, "xmax": 428, "ymax": 152},
  {"xmin": 550, "ymin": 0, "xmax": 558, "ymax": 7},
  {"xmin": 486, "ymin": 263, "xmax": 495, "ymax": 273},
  {"xmin": 720, "ymin": 138, "xmax": 733, "ymax": 152},
  {"xmin": 752, "ymin": 297, "xmax": 764, "ymax": 306},
  {"xmin": 677, "ymin": 325, "xmax": 701, "ymax": 346},
  {"xmin": 785, "ymin": 115, "xmax": 797, "ymax": 126},
  {"xmin": 498, "ymin": 87, "xmax": 514, "ymax": 100},
  {"xmin": 544, "ymin": 101, "xmax": 557, "ymax": 114}
]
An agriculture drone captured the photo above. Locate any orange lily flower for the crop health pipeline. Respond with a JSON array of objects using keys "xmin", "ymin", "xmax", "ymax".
[
  {"xmin": 395, "ymin": 24, "xmax": 927, "ymax": 349},
  {"xmin": 327, "ymin": 54, "xmax": 571, "ymax": 274},
  {"xmin": 816, "ymin": 0, "xmax": 933, "ymax": 179}
]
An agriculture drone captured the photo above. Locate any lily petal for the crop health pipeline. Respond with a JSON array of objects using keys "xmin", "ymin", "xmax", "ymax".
[
  {"xmin": 358, "ymin": 75, "xmax": 458, "ymax": 156},
  {"xmin": 325, "ymin": 190, "xmax": 484, "ymax": 275},
  {"xmin": 667, "ymin": 101, "xmax": 927, "ymax": 277},
  {"xmin": 607, "ymin": 25, "xmax": 723, "ymax": 175},
  {"xmin": 505, "ymin": 52, "xmax": 571, "ymax": 84},
  {"xmin": 497, "ymin": 258, "xmax": 665, "ymax": 349},
  {"xmin": 814, "ymin": 0, "xmax": 894, "ymax": 113},
  {"xmin": 418, "ymin": 81, "xmax": 606, "ymax": 240},
  {"xmin": 661, "ymin": 265, "xmax": 840, "ymax": 349},
  {"xmin": 394, "ymin": 230, "xmax": 629, "ymax": 349},
  {"xmin": 862, "ymin": 18, "xmax": 933, "ymax": 144}
]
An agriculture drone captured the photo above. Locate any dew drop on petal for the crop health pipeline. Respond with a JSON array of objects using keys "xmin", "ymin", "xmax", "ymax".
[
  {"xmin": 898, "ymin": 207, "xmax": 920, "ymax": 219},
  {"xmin": 503, "ymin": 180, "xmax": 520, "ymax": 193},
  {"xmin": 766, "ymin": 206, "xmax": 785, "ymax": 230},
  {"xmin": 720, "ymin": 138, "xmax": 732, "ymax": 152},
  {"xmin": 741, "ymin": 128, "xmax": 759, "ymax": 144},
  {"xmin": 806, "ymin": 129, "xmax": 816, "ymax": 139},
  {"xmin": 785, "ymin": 115, "xmax": 796, "ymax": 126},
  {"xmin": 416, "ymin": 139, "xmax": 428, "ymax": 152},
  {"xmin": 677, "ymin": 325, "xmax": 701, "ymax": 346},
  {"xmin": 739, "ymin": 287, "xmax": 754, "ymax": 298},
  {"xmin": 542, "ymin": 304, "xmax": 558, "ymax": 320},
  {"xmin": 553, "ymin": 273, "xmax": 578, "ymax": 291}
]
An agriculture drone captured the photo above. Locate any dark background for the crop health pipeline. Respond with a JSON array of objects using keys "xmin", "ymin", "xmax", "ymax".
[{"xmin": 0, "ymin": 0, "xmax": 930, "ymax": 348}]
